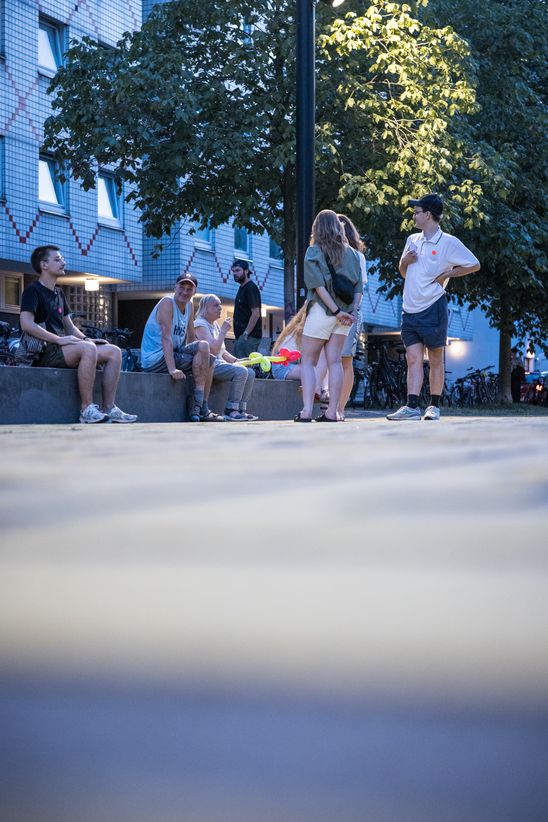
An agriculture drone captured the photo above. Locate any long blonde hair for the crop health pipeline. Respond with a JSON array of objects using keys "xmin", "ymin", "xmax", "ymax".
[
  {"xmin": 196, "ymin": 293, "xmax": 220, "ymax": 320},
  {"xmin": 272, "ymin": 304, "xmax": 308, "ymax": 354},
  {"xmin": 310, "ymin": 209, "xmax": 346, "ymax": 268},
  {"xmin": 338, "ymin": 214, "xmax": 366, "ymax": 254}
]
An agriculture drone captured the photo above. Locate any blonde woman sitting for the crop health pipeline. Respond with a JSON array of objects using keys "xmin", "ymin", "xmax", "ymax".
[
  {"xmin": 271, "ymin": 303, "xmax": 329, "ymax": 399},
  {"xmin": 194, "ymin": 294, "xmax": 258, "ymax": 421}
]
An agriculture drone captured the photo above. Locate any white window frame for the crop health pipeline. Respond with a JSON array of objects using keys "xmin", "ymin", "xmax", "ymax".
[
  {"xmin": 268, "ymin": 237, "xmax": 284, "ymax": 264},
  {"xmin": 0, "ymin": 273, "xmax": 24, "ymax": 313},
  {"xmin": 234, "ymin": 225, "xmax": 250, "ymax": 257},
  {"xmin": 193, "ymin": 221, "xmax": 214, "ymax": 250},
  {"xmin": 97, "ymin": 172, "xmax": 122, "ymax": 228},
  {"xmin": 38, "ymin": 19, "xmax": 63, "ymax": 78},
  {"xmin": 38, "ymin": 155, "xmax": 67, "ymax": 214}
]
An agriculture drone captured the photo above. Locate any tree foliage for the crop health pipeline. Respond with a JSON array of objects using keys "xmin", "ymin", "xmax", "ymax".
[
  {"xmin": 45, "ymin": 0, "xmax": 482, "ymax": 317},
  {"xmin": 420, "ymin": 0, "xmax": 547, "ymax": 399}
]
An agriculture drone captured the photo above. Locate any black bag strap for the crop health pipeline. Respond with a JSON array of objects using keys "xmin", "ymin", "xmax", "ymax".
[{"xmin": 324, "ymin": 251, "xmax": 337, "ymax": 279}]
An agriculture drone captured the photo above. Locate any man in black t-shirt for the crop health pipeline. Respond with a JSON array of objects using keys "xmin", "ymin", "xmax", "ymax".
[
  {"xmin": 20, "ymin": 245, "xmax": 137, "ymax": 424},
  {"xmin": 231, "ymin": 259, "xmax": 262, "ymax": 359}
]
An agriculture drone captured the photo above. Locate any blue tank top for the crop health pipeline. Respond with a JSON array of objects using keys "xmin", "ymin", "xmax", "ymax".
[{"xmin": 141, "ymin": 297, "xmax": 192, "ymax": 369}]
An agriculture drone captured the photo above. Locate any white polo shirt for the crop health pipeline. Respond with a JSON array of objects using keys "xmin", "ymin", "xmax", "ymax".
[{"xmin": 402, "ymin": 228, "xmax": 479, "ymax": 313}]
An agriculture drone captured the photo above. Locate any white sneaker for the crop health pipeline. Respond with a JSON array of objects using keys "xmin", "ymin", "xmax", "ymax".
[
  {"xmin": 386, "ymin": 405, "xmax": 422, "ymax": 421},
  {"xmin": 423, "ymin": 405, "xmax": 441, "ymax": 421},
  {"xmin": 80, "ymin": 403, "xmax": 109, "ymax": 424},
  {"xmin": 106, "ymin": 404, "xmax": 138, "ymax": 424}
]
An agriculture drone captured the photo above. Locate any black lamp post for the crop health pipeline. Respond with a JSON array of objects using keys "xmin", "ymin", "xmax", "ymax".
[{"xmin": 295, "ymin": 0, "xmax": 345, "ymax": 309}]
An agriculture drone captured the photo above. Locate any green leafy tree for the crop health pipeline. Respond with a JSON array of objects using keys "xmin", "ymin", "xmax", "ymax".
[
  {"xmin": 45, "ymin": 0, "xmax": 482, "ymax": 320},
  {"xmin": 416, "ymin": 0, "xmax": 548, "ymax": 402}
]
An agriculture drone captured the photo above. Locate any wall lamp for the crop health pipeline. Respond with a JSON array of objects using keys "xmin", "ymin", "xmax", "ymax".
[{"xmin": 84, "ymin": 277, "xmax": 100, "ymax": 292}]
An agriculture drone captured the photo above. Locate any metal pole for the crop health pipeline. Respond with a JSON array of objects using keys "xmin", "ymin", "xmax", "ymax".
[{"xmin": 296, "ymin": 0, "xmax": 315, "ymax": 310}]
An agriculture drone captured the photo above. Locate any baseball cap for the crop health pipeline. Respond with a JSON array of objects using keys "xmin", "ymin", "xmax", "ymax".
[
  {"xmin": 175, "ymin": 273, "xmax": 198, "ymax": 288},
  {"xmin": 408, "ymin": 194, "xmax": 443, "ymax": 218},
  {"xmin": 231, "ymin": 259, "xmax": 250, "ymax": 271}
]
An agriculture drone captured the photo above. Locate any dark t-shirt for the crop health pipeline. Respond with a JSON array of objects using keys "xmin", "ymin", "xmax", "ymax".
[
  {"xmin": 234, "ymin": 280, "xmax": 262, "ymax": 339},
  {"xmin": 20, "ymin": 281, "xmax": 70, "ymax": 336}
]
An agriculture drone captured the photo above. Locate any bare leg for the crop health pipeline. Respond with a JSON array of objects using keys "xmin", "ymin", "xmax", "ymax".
[
  {"xmin": 62, "ymin": 341, "xmax": 99, "ymax": 410},
  {"xmin": 96, "ymin": 344, "xmax": 122, "ymax": 410},
  {"xmin": 427, "ymin": 346, "xmax": 445, "ymax": 395},
  {"xmin": 337, "ymin": 356, "xmax": 354, "ymax": 417},
  {"xmin": 192, "ymin": 341, "xmax": 211, "ymax": 392},
  {"xmin": 324, "ymin": 333, "xmax": 346, "ymax": 420},
  {"xmin": 300, "ymin": 335, "xmax": 325, "ymax": 419},
  {"xmin": 315, "ymin": 348, "xmax": 328, "ymax": 396},
  {"xmin": 406, "ymin": 343, "xmax": 425, "ymax": 396}
]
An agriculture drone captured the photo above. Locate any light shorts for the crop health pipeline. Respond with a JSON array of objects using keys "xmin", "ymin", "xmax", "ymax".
[{"xmin": 303, "ymin": 301, "xmax": 351, "ymax": 341}]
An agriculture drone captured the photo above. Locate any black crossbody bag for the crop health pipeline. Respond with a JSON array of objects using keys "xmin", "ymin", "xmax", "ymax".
[{"xmin": 324, "ymin": 253, "xmax": 355, "ymax": 305}]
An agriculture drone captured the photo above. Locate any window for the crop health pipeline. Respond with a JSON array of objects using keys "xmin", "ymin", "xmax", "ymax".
[
  {"xmin": 38, "ymin": 19, "xmax": 63, "ymax": 76},
  {"xmin": 234, "ymin": 226, "xmax": 249, "ymax": 256},
  {"xmin": 194, "ymin": 222, "xmax": 213, "ymax": 248},
  {"xmin": 0, "ymin": 136, "xmax": 5, "ymax": 201},
  {"xmin": 98, "ymin": 173, "xmax": 121, "ymax": 226},
  {"xmin": 269, "ymin": 237, "xmax": 283, "ymax": 262},
  {"xmin": 39, "ymin": 155, "xmax": 66, "ymax": 213},
  {"xmin": 0, "ymin": 273, "xmax": 23, "ymax": 312}
]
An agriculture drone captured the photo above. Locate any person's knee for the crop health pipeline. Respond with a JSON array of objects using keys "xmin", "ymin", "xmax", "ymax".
[
  {"xmin": 103, "ymin": 344, "xmax": 122, "ymax": 366},
  {"xmin": 406, "ymin": 349, "xmax": 422, "ymax": 368},
  {"xmin": 196, "ymin": 340, "xmax": 210, "ymax": 359}
]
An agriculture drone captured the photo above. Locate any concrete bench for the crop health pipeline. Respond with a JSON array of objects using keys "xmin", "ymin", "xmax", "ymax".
[{"xmin": 0, "ymin": 367, "xmax": 303, "ymax": 424}]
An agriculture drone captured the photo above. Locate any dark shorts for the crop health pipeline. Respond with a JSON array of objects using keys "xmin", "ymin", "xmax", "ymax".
[
  {"xmin": 37, "ymin": 343, "xmax": 70, "ymax": 369},
  {"xmin": 144, "ymin": 341, "xmax": 215, "ymax": 373},
  {"xmin": 401, "ymin": 295, "xmax": 448, "ymax": 350}
]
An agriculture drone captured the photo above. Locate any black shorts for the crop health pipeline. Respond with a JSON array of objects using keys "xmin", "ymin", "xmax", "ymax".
[{"xmin": 401, "ymin": 295, "xmax": 448, "ymax": 350}]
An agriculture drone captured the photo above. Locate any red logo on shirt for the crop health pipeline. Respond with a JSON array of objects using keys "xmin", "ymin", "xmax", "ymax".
[{"xmin": 432, "ymin": 250, "xmax": 437, "ymax": 255}]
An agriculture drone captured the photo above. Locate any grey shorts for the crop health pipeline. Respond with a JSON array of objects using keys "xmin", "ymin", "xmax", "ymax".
[
  {"xmin": 341, "ymin": 316, "xmax": 361, "ymax": 358},
  {"xmin": 144, "ymin": 341, "xmax": 215, "ymax": 373},
  {"xmin": 401, "ymin": 295, "xmax": 448, "ymax": 349}
]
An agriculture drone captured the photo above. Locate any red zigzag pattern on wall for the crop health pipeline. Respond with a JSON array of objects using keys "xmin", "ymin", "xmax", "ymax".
[
  {"xmin": 4, "ymin": 206, "xmax": 41, "ymax": 243},
  {"xmin": 181, "ymin": 248, "xmax": 274, "ymax": 292}
]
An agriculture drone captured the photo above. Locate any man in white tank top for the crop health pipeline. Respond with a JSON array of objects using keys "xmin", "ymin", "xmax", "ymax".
[{"xmin": 141, "ymin": 273, "xmax": 222, "ymax": 422}]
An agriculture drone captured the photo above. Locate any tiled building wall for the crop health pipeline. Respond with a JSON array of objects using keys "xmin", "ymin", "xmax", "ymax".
[{"xmin": 0, "ymin": 0, "xmax": 142, "ymax": 296}]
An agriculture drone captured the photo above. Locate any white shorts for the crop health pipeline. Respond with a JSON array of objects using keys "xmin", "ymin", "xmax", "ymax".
[{"xmin": 303, "ymin": 302, "xmax": 351, "ymax": 341}]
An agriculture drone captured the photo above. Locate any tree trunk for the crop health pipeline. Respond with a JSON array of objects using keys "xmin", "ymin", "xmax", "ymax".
[
  {"xmin": 497, "ymin": 289, "xmax": 513, "ymax": 404},
  {"xmin": 282, "ymin": 166, "xmax": 297, "ymax": 321}
]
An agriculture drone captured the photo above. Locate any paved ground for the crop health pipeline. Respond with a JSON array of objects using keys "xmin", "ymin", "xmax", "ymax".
[{"xmin": 1, "ymin": 416, "xmax": 548, "ymax": 822}]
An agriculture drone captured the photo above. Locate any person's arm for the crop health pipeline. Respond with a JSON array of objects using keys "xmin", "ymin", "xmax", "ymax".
[
  {"xmin": 399, "ymin": 244, "xmax": 418, "ymax": 278},
  {"xmin": 434, "ymin": 239, "xmax": 480, "ymax": 285},
  {"xmin": 185, "ymin": 302, "xmax": 197, "ymax": 343},
  {"xmin": 19, "ymin": 311, "xmax": 81, "ymax": 346},
  {"xmin": 434, "ymin": 261, "xmax": 480, "ymax": 284},
  {"xmin": 156, "ymin": 298, "xmax": 185, "ymax": 380},
  {"xmin": 242, "ymin": 307, "xmax": 260, "ymax": 340},
  {"xmin": 195, "ymin": 318, "xmax": 231, "ymax": 356},
  {"xmin": 314, "ymin": 286, "xmax": 353, "ymax": 326}
]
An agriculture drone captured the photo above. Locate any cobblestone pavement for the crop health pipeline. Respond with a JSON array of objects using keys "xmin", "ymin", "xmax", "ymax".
[{"xmin": 1, "ymin": 417, "xmax": 547, "ymax": 822}]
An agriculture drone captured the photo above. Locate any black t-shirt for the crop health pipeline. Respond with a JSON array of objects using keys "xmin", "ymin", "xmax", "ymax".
[
  {"xmin": 20, "ymin": 281, "xmax": 70, "ymax": 336},
  {"xmin": 234, "ymin": 280, "xmax": 262, "ymax": 339}
]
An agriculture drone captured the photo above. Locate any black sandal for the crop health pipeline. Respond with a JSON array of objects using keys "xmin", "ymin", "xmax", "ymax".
[
  {"xmin": 294, "ymin": 412, "xmax": 313, "ymax": 422},
  {"xmin": 315, "ymin": 413, "xmax": 338, "ymax": 423}
]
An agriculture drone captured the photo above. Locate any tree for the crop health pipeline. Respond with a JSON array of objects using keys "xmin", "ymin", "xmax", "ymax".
[
  {"xmin": 420, "ymin": 0, "xmax": 548, "ymax": 402},
  {"xmin": 45, "ymin": 0, "xmax": 482, "ymax": 319}
]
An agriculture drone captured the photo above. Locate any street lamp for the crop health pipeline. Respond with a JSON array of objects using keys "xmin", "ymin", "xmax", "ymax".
[{"xmin": 296, "ymin": 0, "xmax": 345, "ymax": 309}]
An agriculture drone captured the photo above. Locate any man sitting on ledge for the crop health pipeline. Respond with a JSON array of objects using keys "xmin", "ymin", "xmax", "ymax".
[
  {"xmin": 20, "ymin": 245, "xmax": 137, "ymax": 424},
  {"xmin": 141, "ymin": 273, "xmax": 223, "ymax": 422}
]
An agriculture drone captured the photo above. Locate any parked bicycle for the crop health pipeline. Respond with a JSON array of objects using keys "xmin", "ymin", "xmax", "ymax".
[
  {"xmin": 449, "ymin": 365, "xmax": 498, "ymax": 407},
  {"xmin": 81, "ymin": 324, "xmax": 142, "ymax": 372},
  {"xmin": 0, "ymin": 321, "xmax": 20, "ymax": 366}
]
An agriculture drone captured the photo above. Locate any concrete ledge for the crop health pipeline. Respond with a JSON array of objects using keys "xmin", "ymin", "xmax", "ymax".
[{"xmin": 0, "ymin": 366, "xmax": 302, "ymax": 424}]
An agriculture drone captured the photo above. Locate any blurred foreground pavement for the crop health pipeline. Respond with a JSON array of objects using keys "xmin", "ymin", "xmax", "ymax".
[{"xmin": 1, "ymin": 416, "xmax": 548, "ymax": 822}]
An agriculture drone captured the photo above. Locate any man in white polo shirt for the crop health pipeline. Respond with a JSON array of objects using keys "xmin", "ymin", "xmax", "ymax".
[{"xmin": 387, "ymin": 193, "xmax": 480, "ymax": 421}]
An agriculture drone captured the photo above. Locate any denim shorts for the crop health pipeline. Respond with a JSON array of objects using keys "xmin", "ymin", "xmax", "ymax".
[
  {"xmin": 401, "ymin": 295, "xmax": 448, "ymax": 349},
  {"xmin": 144, "ymin": 341, "xmax": 215, "ymax": 373}
]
